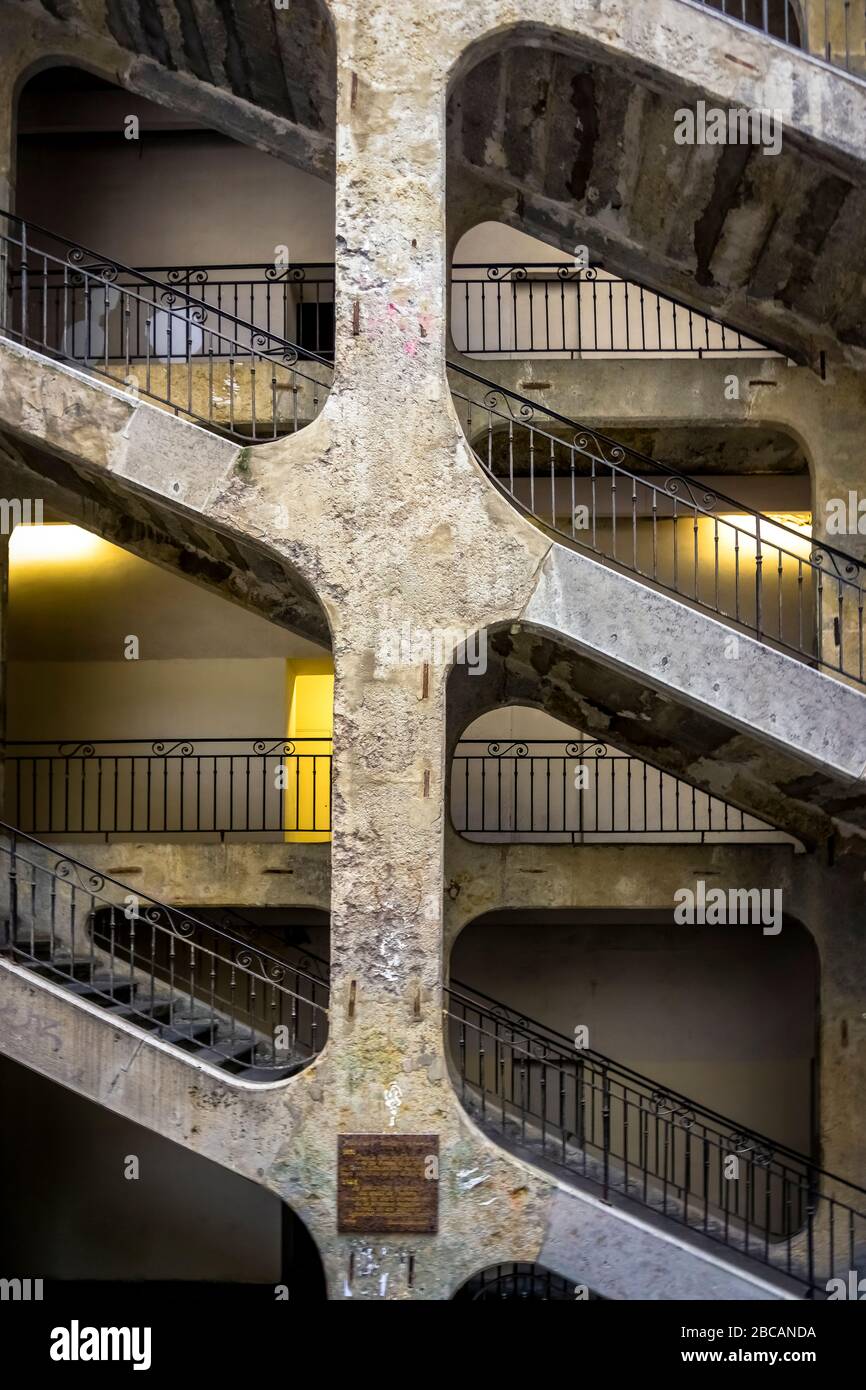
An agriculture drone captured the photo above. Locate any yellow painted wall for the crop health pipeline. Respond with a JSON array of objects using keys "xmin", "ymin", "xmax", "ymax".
[{"xmin": 284, "ymin": 660, "xmax": 333, "ymax": 842}]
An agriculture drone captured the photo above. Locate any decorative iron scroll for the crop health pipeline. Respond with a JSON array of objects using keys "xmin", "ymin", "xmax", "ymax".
[
  {"xmin": 166, "ymin": 267, "xmax": 209, "ymax": 286},
  {"xmin": 487, "ymin": 741, "xmax": 529, "ymax": 758},
  {"xmin": 810, "ymin": 546, "xmax": 864, "ymax": 583},
  {"xmin": 143, "ymin": 904, "xmax": 196, "ymax": 938},
  {"xmin": 54, "ymin": 859, "xmax": 105, "ymax": 894},
  {"xmin": 235, "ymin": 948, "xmax": 287, "ymax": 984},
  {"xmin": 157, "ymin": 287, "xmax": 208, "ymax": 322},
  {"xmin": 483, "ymin": 389, "xmax": 534, "ymax": 424},
  {"xmin": 252, "ymin": 739, "xmax": 298, "ymax": 757},
  {"xmin": 486, "ymin": 265, "xmax": 528, "ymax": 282},
  {"xmin": 726, "ymin": 1130, "xmax": 774, "ymax": 1168},
  {"xmin": 266, "ymin": 264, "xmax": 310, "ymax": 283},
  {"xmin": 663, "ymin": 476, "xmax": 718, "ymax": 512},
  {"xmin": 564, "ymin": 740, "xmax": 608, "ymax": 758},
  {"xmin": 573, "ymin": 430, "xmax": 626, "ymax": 469},
  {"xmin": 66, "ymin": 245, "xmax": 121, "ymax": 284},
  {"xmin": 649, "ymin": 1090, "xmax": 696, "ymax": 1130}
]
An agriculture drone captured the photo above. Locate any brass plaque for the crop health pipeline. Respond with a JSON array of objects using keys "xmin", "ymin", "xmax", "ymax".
[{"xmin": 337, "ymin": 1134, "xmax": 439, "ymax": 1234}]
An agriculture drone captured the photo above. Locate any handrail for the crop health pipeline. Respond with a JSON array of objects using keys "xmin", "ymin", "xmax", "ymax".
[
  {"xmin": 190, "ymin": 904, "xmax": 331, "ymax": 986},
  {"xmin": 444, "ymin": 977, "xmax": 866, "ymax": 1293},
  {"xmin": 449, "ymin": 361, "xmax": 820, "ymax": 558},
  {"xmin": 0, "ymin": 822, "xmax": 329, "ymax": 1074},
  {"xmin": 451, "ymin": 261, "xmax": 784, "ymax": 358},
  {"xmin": 448, "ymin": 979, "xmax": 858, "ymax": 1185},
  {"xmin": 3, "ymin": 736, "xmax": 332, "ymax": 746},
  {"xmin": 0, "ymin": 210, "xmax": 331, "ymax": 367},
  {"xmin": 0, "ymin": 211, "xmax": 333, "ymax": 441},
  {"xmin": 0, "ymin": 821, "xmax": 321, "ymax": 988},
  {"xmin": 450, "ymin": 737, "xmax": 786, "ymax": 840},
  {"xmin": 448, "ymin": 358, "xmax": 866, "ymax": 684},
  {"xmin": 132, "ymin": 261, "xmax": 336, "ymax": 277},
  {"xmin": 3, "ymin": 737, "xmax": 333, "ymax": 836}
]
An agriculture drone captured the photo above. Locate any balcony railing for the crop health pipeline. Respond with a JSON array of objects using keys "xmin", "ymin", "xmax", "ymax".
[
  {"xmin": 686, "ymin": 0, "xmax": 866, "ymax": 78},
  {"xmin": 446, "ymin": 980, "xmax": 866, "ymax": 1296},
  {"xmin": 451, "ymin": 264, "xmax": 781, "ymax": 359},
  {"xmin": 3, "ymin": 738, "xmax": 333, "ymax": 837},
  {"xmin": 85, "ymin": 260, "xmax": 335, "ymax": 363},
  {"xmin": 449, "ymin": 361, "xmax": 866, "ymax": 686},
  {"xmin": 452, "ymin": 739, "xmax": 789, "ymax": 843},
  {"xmin": 0, "ymin": 212, "xmax": 333, "ymax": 441}
]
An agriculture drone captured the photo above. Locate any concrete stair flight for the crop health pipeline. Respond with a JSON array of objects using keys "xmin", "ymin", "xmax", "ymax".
[
  {"xmin": 445, "ymin": 979, "xmax": 866, "ymax": 1299},
  {"xmin": 0, "ymin": 825, "xmax": 328, "ymax": 1083}
]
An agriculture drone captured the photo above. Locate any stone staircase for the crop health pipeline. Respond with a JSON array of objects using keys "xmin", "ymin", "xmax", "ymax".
[
  {"xmin": 0, "ymin": 826, "xmax": 328, "ymax": 1085},
  {"xmin": 446, "ymin": 981, "xmax": 866, "ymax": 1298},
  {"xmin": 13, "ymin": 934, "xmax": 306, "ymax": 1083}
]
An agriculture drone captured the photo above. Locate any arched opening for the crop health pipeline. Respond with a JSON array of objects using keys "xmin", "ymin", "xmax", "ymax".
[
  {"xmin": 452, "ymin": 706, "xmax": 799, "ymax": 845},
  {"xmin": 0, "ymin": 515, "xmax": 333, "ymax": 1081},
  {"xmin": 453, "ymin": 1262, "xmax": 603, "ymax": 1300},
  {"xmin": 449, "ymin": 907, "xmax": 819, "ymax": 1161},
  {"xmin": 0, "ymin": 1053, "xmax": 327, "ymax": 1296},
  {"xmin": 3, "ymin": 61, "xmax": 337, "ymax": 439},
  {"xmin": 446, "ymin": 29, "xmax": 866, "ymax": 367},
  {"xmin": 445, "ymin": 907, "xmax": 821, "ymax": 1260},
  {"xmin": 5, "ymin": 522, "xmax": 333, "ymax": 843},
  {"xmin": 451, "ymin": 222, "xmax": 782, "ymax": 361}
]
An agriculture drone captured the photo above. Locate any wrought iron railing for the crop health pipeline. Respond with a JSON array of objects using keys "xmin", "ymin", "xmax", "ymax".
[
  {"xmin": 0, "ymin": 825, "xmax": 329, "ymax": 1073},
  {"xmin": 0, "ymin": 212, "xmax": 333, "ymax": 441},
  {"xmin": 451, "ymin": 738, "xmax": 788, "ymax": 842},
  {"xmin": 686, "ymin": 0, "xmax": 866, "ymax": 78},
  {"xmin": 78, "ymin": 260, "xmax": 335, "ymax": 362},
  {"xmin": 451, "ymin": 264, "xmax": 779, "ymax": 358},
  {"xmin": 3, "ymin": 738, "xmax": 333, "ymax": 836},
  {"xmin": 453, "ymin": 1263, "xmax": 584, "ymax": 1300},
  {"xmin": 449, "ymin": 360, "xmax": 866, "ymax": 685},
  {"xmin": 192, "ymin": 905, "xmax": 331, "ymax": 989},
  {"xmin": 445, "ymin": 981, "xmax": 866, "ymax": 1295}
]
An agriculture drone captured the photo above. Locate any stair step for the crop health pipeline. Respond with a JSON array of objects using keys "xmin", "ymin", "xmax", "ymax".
[
  {"xmin": 96, "ymin": 1003, "xmax": 162, "ymax": 1031},
  {"xmin": 156, "ymin": 1021, "xmax": 218, "ymax": 1047},
  {"xmin": 31, "ymin": 957, "xmax": 132, "ymax": 985},
  {"xmin": 35, "ymin": 971, "xmax": 138, "ymax": 1004},
  {"xmin": 187, "ymin": 1043, "xmax": 270, "ymax": 1069},
  {"xmin": 227, "ymin": 1059, "xmax": 308, "ymax": 1082},
  {"xmin": 148, "ymin": 1002, "xmax": 219, "ymax": 1028}
]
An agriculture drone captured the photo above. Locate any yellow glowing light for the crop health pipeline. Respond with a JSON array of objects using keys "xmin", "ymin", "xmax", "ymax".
[
  {"xmin": 9, "ymin": 523, "xmax": 105, "ymax": 566},
  {"xmin": 284, "ymin": 659, "xmax": 334, "ymax": 845},
  {"xmin": 715, "ymin": 512, "xmax": 813, "ymax": 560}
]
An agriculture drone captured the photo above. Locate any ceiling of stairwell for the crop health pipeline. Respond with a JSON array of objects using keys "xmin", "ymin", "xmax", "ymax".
[
  {"xmin": 22, "ymin": 0, "xmax": 336, "ymax": 177},
  {"xmin": 474, "ymin": 422, "xmax": 811, "ymax": 483},
  {"xmin": 0, "ymin": 433, "xmax": 331, "ymax": 647},
  {"xmin": 446, "ymin": 625, "xmax": 866, "ymax": 854},
  {"xmin": 447, "ymin": 37, "xmax": 866, "ymax": 367}
]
